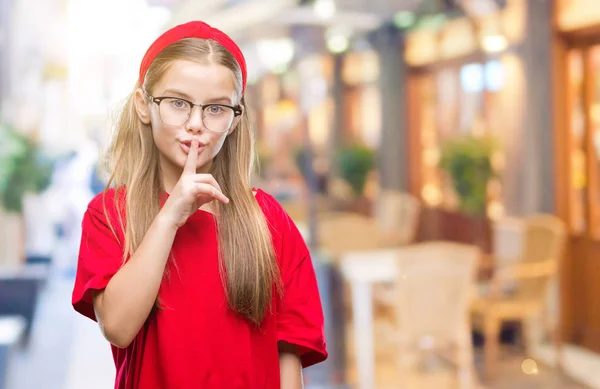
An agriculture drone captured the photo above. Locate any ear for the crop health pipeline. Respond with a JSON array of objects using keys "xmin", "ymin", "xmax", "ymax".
[
  {"xmin": 227, "ymin": 104, "xmax": 244, "ymax": 135},
  {"xmin": 134, "ymin": 88, "xmax": 152, "ymax": 125}
]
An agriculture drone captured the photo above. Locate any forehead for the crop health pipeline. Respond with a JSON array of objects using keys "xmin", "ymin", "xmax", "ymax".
[{"xmin": 153, "ymin": 60, "xmax": 237, "ymax": 102}]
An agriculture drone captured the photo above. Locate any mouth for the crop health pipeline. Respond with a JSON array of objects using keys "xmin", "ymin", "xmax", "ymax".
[{"xmin": 180, "ymin": 140, "xmax": 206, "ymax": 154}]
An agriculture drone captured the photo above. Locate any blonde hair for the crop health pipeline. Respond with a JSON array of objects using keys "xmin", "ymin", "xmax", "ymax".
[{"xmin": 104, "ymin": 38, "xmax": 281, "ymax": 325}]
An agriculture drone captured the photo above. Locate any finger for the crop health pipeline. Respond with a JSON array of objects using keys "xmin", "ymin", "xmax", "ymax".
[
  {"xmin": 192, "ymin": 174, "xmax": 222, "ymax": 192},
  {"xmin": 195, "ymin": 183, "xmax": 229, "ymax": 204},
  {"xmin": 183, "ymin": 136, "xmax": 199, "ymax": 175}
]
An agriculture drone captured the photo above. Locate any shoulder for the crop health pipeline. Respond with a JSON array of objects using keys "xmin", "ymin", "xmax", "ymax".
[
  {"xmin": 254, "ymin": 188, "xmax": 309, "ymax": 264},
  {"xmin": 254, "ymin": 189, "xmax": 294, "ymax": 229},
  {"xmin": 254, "ymin": 189, "xmax": 283, "ymax": 216},
  {"xmin": 80, "ymin": 188, "xmax": 127, "ymax": 249},
  {"xmin": 86, "ymin": 187, "xmax": 126, "ymax": 225}
]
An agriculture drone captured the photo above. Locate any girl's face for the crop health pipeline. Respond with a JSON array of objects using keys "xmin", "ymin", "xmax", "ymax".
[{"xmin": 136, "ymin": 60, "xmax": 239, "ymax": 183}]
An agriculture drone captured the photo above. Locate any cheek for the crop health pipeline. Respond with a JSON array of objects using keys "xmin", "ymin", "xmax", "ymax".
[
  {"xmin": 208, "ymin": 134, "xmax": 229, "ymax": 156},
  {"xmin": 150, "ymin": 121, "xmax": 178, "ymax": 150}
]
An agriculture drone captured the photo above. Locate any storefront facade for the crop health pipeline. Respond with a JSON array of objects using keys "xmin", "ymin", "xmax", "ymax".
[
  {"xmin": 554, "ymin": 0, "xmax": 600, "ymax": 354},
  {"xmin": 404, "ymin": 0, "xmax": 529, "ymax": 251}
]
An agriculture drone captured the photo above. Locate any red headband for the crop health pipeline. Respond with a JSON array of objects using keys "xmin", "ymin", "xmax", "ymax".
[{"xmin": 138, "ymin": 21, "xmax": 247, "ymax": 93}]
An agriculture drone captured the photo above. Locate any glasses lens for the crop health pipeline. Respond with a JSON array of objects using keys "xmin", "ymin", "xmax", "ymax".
[
  {"xmin": 159, "ymin": 98, "xmax": 191, "ymax": 126},
  {"xmin": 203, "ymin": 105, "xmax": 235, "ymax": 133}
]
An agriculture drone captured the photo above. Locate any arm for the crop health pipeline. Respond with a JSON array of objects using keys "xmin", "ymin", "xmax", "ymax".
[
  {"xmin": 279, "ymin": 342, "xmax": 303, "ymax": 389},
  {"xmin": 90, "ymin": 137, "xmax": 228, "ymax": 348},
  {"xmin": 92, "ymin": 212, "xmax": 176, "ymax": 348}
]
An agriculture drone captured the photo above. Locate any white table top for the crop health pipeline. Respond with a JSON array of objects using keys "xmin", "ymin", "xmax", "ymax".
[{"xmin": 339, "ymin": 249, "xmax": 400, "ymax": 283}]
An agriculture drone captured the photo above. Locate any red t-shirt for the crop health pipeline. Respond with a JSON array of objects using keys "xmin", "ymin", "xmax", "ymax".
[{"xmin": 72, "ymin": 188, "xmax": 327, "ymax": 389}]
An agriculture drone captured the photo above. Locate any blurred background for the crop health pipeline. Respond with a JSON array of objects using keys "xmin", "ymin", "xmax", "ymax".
[{"xmin": 0, "ymin": 0, "xmax": 599, "ymax": 388}]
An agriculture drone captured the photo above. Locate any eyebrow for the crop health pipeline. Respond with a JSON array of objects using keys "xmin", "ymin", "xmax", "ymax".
[
  {"xmin": 162, "ymin": 88, "xmax": 194, "ymax": 100},
  {"xmin": 161, "ymin": 89, "xmax": 233, "ymax": 104}
]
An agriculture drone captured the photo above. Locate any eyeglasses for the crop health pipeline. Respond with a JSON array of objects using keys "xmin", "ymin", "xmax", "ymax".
[{"xmin": 145, "ymin": 91, "xmax": 242, "ymax": 133}]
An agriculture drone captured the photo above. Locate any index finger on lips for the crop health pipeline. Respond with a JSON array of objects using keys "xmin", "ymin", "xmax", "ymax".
[{"xmin": 183, "ymin": 136, "xmax": 199, "ymax": 175}]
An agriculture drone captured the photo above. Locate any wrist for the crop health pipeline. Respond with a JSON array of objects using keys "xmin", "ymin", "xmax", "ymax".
[{"xmin": 155, "ymin": 208, "xmax": 180, "ymax": 233}]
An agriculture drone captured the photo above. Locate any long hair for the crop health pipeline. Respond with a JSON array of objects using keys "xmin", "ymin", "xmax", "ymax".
[{"xmin": 103, "ymin": 38, "xmax": 281, "ymax": 325}]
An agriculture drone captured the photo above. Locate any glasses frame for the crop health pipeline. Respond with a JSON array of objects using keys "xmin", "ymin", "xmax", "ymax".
[{"xmin": 144, "ymin": 91, "xmax": 242, "ymax": 132}]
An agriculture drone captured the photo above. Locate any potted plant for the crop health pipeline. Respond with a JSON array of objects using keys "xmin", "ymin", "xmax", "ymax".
[
  {"xmin": 438, "ymin": 134, "xmax": 498, "ymax": 216},
  {"xmin": 335, "ymin": 143, "xmax": 375, "ymax": 215},
  {"xmin": 0, "ymin": 123, "xmax": 56, "ymax": 345},
  {"xmin": 0, "ymin": 123, "xmax": 54, "ymax": 266}
]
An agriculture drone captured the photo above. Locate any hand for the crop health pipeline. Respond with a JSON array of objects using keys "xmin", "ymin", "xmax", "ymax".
[{"xmin": 160, "ymin": 136, "xmax": 229, "ymax": 228}]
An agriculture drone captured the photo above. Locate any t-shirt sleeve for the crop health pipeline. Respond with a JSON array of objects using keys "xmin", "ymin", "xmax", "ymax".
[
  {"xmin": 72, "ymin": 200, "xmax": 124, "ymax": 322},
  {"xmin": 274, "ymin": 208, "xmax": 328, "ymax": 368}
]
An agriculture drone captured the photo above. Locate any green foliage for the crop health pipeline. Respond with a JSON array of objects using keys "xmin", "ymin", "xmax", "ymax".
[
  {"xmin": 439, "ymin": 135, "xmax": 497, "ymax": 216},
  {"xmin": 0, "ymin": 123, "xmax": 54, "ymax": 213},
  {"xmin": 336, "ymin": 144, "xmax": 375, "ymax": 196}
]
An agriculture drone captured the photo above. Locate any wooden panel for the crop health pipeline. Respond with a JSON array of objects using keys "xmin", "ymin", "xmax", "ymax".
[
  {"xmin": 553, "ymin": 38, "xmax": 571, "ymax": 229},
  {"xmin": 553, "ymin": 3, "xmax": 600, "ymax": 348},
  {"xmin": 343, "ymin": 86, "xmax": 362, "ymax": 142},
  {"xmin": 416, "ymin": 207, "xmax": 493, "ymax": 254},
  {"xmin": 565, "ymin": 237, "xmax": 600, "ymax": 351},
  {"xmin": 552, "ymin": 28, "xmax": 578, "ymax": 346},
  {"xmin": 340, "ymin": 85, "xmax": 355, "ymax": 142},
  {"xmin": 584, "ymin": 46, "xmax": 600, "ymax": 238}
]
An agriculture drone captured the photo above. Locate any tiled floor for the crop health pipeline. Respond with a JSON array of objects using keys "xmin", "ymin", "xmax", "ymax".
[
  {"xmin": 343, "ymin": 331, "xmax": 587, "ymax": 389},
  {"xmin": 345, "ymin": 355, "xmax": 585, "ymax": 389},
  {"xmin": 3, "ymin": 264, "xmax": 591, "ymax": 389},
  {"xmin": 5, "ymin": 265, "xmax": 114, "ymax": 389},
  {"xmin": 532, "ymin": 342, "xmax": 600, "ymax": 389},
  {"xmin": 480, "ymin": 355, "xmax": 585, "ymax": 389},
  {"xmin": 5, "ymin": 271, "xmax": 75, "ymax": 389}
]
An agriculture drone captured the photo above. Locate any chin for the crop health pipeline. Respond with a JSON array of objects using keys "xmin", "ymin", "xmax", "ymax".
[
  {"xmin": 161, "ymin": 152, "xmax": 187, "ymax": 171},
  {"xmin": 173, "ymin": 153, "xmax": 188, "ymax": 169}
]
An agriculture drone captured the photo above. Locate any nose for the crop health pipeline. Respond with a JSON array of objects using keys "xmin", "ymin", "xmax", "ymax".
[{"xmin": 185, "ymin": 105, "xmax": 205, "ymax": 133}]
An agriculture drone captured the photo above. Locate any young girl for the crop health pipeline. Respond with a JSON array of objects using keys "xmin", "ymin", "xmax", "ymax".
[{"xmin": 72, "ymin": 21, "xmax": 327, "ymax": 389}]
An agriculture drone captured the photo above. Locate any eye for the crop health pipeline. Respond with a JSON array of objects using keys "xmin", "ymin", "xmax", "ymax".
[
  {"xmin": 170, "ymin": 99, "xmax": 187, "ymax": 109},
  {"xmin": 207, "ymin": 105, "xmax": 224, "ymax": 115}
]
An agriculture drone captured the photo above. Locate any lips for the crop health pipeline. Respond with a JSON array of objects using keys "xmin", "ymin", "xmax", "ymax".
[
  {"xmin": 180, "ymin": 140, "xmax": 206, "ymax": 154},
  {"xmin": 180, "ymin": 139, "xmax": 205, "ymax": 148}
]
